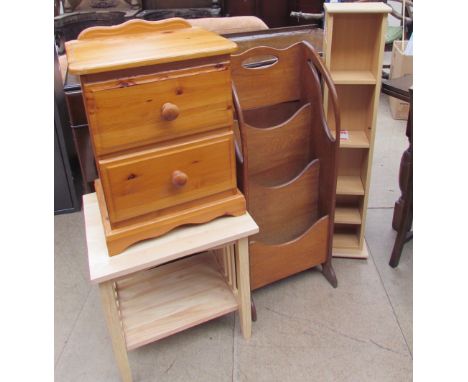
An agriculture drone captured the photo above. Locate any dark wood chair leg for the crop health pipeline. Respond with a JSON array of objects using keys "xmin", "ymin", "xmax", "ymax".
[
  {"xmin": 389, "ymin": 196, "xmax": 412, "ymax": 268},
  {"xmin": 389, "ymin": 88, "xmax": 412, "ymax": 268},
  {"xmin": 251, "ymin": 298, "xmax": 257, "ymax": 322},
  {"xmin": 322, "ymin": 260, "xmax": 338, "ymax": 288}
]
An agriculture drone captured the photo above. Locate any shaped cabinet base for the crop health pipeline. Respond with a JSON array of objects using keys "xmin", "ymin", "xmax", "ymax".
[{"xmin": 95, "ymin": 179, "xmax": 246, "ymax": 256}]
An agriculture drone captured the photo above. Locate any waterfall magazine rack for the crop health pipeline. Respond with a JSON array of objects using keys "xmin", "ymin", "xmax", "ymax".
[
  {"xmin": 65, "ymin": 18, "xmax": 246, "ymax": 256},
  {"xmin": 231, "ymin": 42, "xmax": 340, "ymax": 290},
  {"xmin": 323, "ymin": 3, "xmax": 391, "ymax": 258}
]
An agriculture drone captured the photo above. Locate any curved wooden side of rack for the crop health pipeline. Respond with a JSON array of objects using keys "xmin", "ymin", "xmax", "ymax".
[
  {"xmin": 244, "ymin": 103, "xmax": 312, "ymax": 186},
  {"xmin": 249, "ymin": 159, "xmax": 320, "ymax": 245},
  {"xmin": 250, "ymin": 215, "xmax": 330, "ymax": 290}
]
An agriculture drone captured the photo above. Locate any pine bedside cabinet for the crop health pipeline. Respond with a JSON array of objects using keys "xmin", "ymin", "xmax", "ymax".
[
  {"xmin": 65, "ymin": 18, "xmax": 246, "ymax": 256},
  {"xmin": 83, "ymin": 192, "xmax": 258, "ymax": 382}
]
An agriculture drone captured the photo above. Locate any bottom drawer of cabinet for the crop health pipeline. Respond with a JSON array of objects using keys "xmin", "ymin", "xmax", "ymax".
[{"xmin": 99, "ymin": 132, "xmax": 237, "ymax": 224}]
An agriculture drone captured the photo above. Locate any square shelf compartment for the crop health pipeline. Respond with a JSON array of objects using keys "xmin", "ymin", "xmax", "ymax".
[
  {"xmin": 333, "ymin": 225, "xmax": 361, "ymax": 249},
  {"xmin": 335, "ymin": 195, "xmax": 363, "ymax": 225},
  {"xmin": 336, "ymin": 149, "xmax": 368, "ymax": 196},
  {"xmin": 115, "ymin": 252, "xmax": 238, "ymax": 350},
  {"xmin": 328, "ymin": 85, "xmax": 375, "ymax": 148},
  {"xmin": 329, "ymin": 13, "xmax": 385, "ymax": 83}
]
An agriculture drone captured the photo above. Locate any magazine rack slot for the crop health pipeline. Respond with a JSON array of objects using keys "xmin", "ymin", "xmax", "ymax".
[
  {"xmin": 250, "ymin": 160, "xmax": 319, "ymax": 245},
  {"xmin": 232, "ymin": 42, "xmax": 340, "ymax": 290},
  {"xmin": 250, "ymin": 216, "xmax": 329, "ymax": 290},
  {"xmin": 245, "ymin": 103, "xmax": 312, "ymax": 186}
]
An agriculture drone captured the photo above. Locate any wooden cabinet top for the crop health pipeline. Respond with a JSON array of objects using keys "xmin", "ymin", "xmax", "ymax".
[
  {"xmin": 324, "ymin": 3, "xmax": 391, "ymax": 14},
  {"xmin": 65, "ymin": 18, "xmax": 238, "ymax": 75}
]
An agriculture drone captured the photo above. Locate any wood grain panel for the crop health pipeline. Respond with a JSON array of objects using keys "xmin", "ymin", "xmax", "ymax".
[
  {"xmin": 66, "ymin": 19, "xmax": 238, "ymax": 75},
  {"xmin": 245, "ymin": 103, "xmax": 312, "ymax": 186},
  {"xmin": 83, "ymin": 65, "xmax": 233, "ymax": 156},
  {"xmin": 231, "ymin": 44, "xmax": 303, "ymax": 110},
  {"xmin": 250, "ymin": 215, "xmax": 329, "ymax": 290},
  {"xmin": 100, "ymin": 132, "xmax": 236, "ymax": 223},
  {"xmin": 329, "ymin": 13, "xmax": 382, "ymax": 77},
  {"xmin": 116, "ymin": 252, "xmax": 238, "ymax": 350},
  {"xmin": 249, "ymin": 159, "xmax": 320, "ymax": 245}
]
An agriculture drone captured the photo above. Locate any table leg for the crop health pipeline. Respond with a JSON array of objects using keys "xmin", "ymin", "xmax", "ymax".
[
  {"xmin": 235, "ymin": 237, "xmax": 252, "ymax": 339},
  {"xmin": 99, "ymin": 281, "xmax": 133, "ymax": 382}
]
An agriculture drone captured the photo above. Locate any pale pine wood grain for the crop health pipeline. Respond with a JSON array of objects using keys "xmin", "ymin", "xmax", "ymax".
[
  {"xmin": 234, "ymin": 238, "xmax": 251, "ymax": 339},
  {"xmin": 332, "ymin": 232, "xmax": 360, "ymax": 249},
  {"xmin": 323, "ymin": 4, "xmax": 389, "ymax": 258},
  {"xmin": 336, "ymin": 175, "xmax": 365, "ymax": 196},
  {"xmin": 324, "ymin": 2, "xmax": 391, "ymax": 14},
  {"xmin": 330, "ymin": 70, "xmax": 376, "ymax": 85},
  {"xmin": 99, "ymin": 281, "xmax": 133, "ymax": 382},
  {"xmin": 83, "ymin": 192, "xmax": 258, "ymax": 282},
  {"xmin": 358, "ymin": 14, "xmax": 389, "ymax": 249},
  {"xmin": 333, "ymin": 240, "xmax": 369, "ymax": 258},
  {"xmin": 333, "ymin": 130, "xmax": 370, "ymax": 149},
  {"xmin": 335, "ymin": 207, "xmax": 362, "ymax": 225},
  {"xmin": 114, "ymin": 253, "xmax": 238, "ymax": 350}
]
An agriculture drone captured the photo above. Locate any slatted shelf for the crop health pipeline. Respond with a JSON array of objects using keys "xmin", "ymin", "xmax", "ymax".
[{"xmin": 116, "ymin": 252, "xmax": 238, "ymax": 350}]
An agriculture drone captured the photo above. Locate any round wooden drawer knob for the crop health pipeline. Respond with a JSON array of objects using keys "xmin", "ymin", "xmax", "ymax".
[
  {"xmin": 172, "ymin": 170, "xmax": 188, "ymax": 187},
  {"xmin": 161, "ymin": 103, "xmax": 179, "ymax": 121}
]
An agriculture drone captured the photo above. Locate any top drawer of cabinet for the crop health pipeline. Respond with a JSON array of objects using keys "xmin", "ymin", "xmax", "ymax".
[{"xmin": 83, "ymin": 63, "xmax": 233, "ymax": 156}]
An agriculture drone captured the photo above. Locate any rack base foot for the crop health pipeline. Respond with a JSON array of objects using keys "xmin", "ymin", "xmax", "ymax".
[
  {"xmin": 251, "ymin": 298, "xmax": 257, "ymax": 322},
  {"xmin": 321, "ymin": 261, "xmax": 338, "ymax": 288}
]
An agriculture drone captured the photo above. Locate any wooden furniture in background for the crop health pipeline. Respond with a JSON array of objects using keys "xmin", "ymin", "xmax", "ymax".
[
  {"xmin": 83, "ymin": 192, "xmax": 258, "ymax": 382},
  {"xmin": 323, "ymin": 2, "xmax": 390, "ymax": 258},
  {"xmin": 381, "ymin": 77, "xmax": 413, "ymax": 267},
  {"xmin": 66, "ymin": 19, "xmax": 246, "ymax": 255},
  {"xmin": 225, "ymin": 0, "xmax": 324, "ymax": 28},
  {"xmin": 55, "ymin": 45, "xmax": 82, "ymax": 214},
  {"xmin": 231, "ymin": 42, "xmax": 339, "ymax": 289}
]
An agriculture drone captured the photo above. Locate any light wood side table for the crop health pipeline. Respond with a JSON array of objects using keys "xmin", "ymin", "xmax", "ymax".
[{"xmin": 83, "ymin": 193, "xmax": 259, "ymax": 382}]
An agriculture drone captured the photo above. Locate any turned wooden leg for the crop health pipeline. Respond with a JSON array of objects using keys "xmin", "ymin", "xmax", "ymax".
[
  {"xmin": 235, "ymin": 237, "xmax": 252, "ymax": 339},
  {"xmin": 392, "ymin": 148, "xmax": 412, "ymax": 231},
  {"xmin": 99, "ymin": 281, "xmax": 133, "ymax": 382},
  {"xmin": 390, "ymin": 186, "xmax": 412, "ymax": 268},
  {"xmin": 393, "ymin": 91, "xmax": 413, "ymax": 231},
  {"xmin": 390, "ymin": 88, "xmax": 413, "ymax": 267},
  {"xmin": 322, "ymin": 260, "xmax": 338, "ymax": 288}
]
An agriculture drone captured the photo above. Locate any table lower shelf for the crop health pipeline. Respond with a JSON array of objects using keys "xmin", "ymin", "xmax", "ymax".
[{"xmin": 115, "ymin": 252, "xmax": 238, "ymax": 350}]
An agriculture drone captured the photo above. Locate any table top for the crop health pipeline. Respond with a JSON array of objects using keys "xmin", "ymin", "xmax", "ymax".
[
  {"xmin": 83, "ymin": 192, "xmax": 258, "ymax": 284},
  {"xmin": 65, "ymin": 18, "xmax": 237, "ymax": 75}
]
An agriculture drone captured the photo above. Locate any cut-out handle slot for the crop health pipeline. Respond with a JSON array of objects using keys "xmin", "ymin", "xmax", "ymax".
[{"xmin": 241, "ymin": 55, "xmax": 279, "ymax": 69}]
